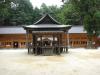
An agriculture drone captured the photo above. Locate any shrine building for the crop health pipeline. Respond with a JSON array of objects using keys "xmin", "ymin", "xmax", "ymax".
[
  {"xmin": 23, "ymin": 14, "xmax": 71, "ymax": 55},
  {"xmin": 0, "ymin": 14, "xmax": 99, "ymax": 54}
]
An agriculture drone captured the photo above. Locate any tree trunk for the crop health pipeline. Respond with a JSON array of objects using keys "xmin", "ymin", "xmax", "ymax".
[{"xmin": 87, "ymin": 35, "xmax": 93, "ymax": 48}]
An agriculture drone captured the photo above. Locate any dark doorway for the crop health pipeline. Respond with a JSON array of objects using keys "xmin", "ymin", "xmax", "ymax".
[
  {"xmin": 13, "ymin": 41, "xmax": 19, "ymax": 48},
  {"xmin": 43, "ymin": 38, "xmax": 51, "ymax": 46}
]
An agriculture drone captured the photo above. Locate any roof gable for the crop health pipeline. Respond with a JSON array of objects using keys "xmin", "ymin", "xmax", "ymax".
[{"xmin": 34, "ymin": 14, "xmax": 60, "ymax": 25}]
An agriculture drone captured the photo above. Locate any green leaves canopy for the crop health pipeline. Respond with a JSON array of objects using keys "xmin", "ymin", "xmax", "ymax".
[{"xmin": 70, "ymin": 0, "xmax": 100, "ymax": 36}]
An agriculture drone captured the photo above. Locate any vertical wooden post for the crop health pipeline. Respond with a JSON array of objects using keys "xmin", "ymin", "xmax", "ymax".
[
  {"xmin": 40, "ymin": 35, "xmax": 42, "ymax": 55},
  {"xmin": 32, "ymin": 33, "xmax": 34, "ymax": 54},
  {"xmin": 67, "ymin": 32, "xmax": 70, "ymax": 48},
  {"xmin": 33, "ymin": 34, "xmax": 37, "ymax": 55},
  {"xmin": 42, "ymin": 34, "xmax": 44, "ymax": 55},
  {"xmin": 66, "ymin": 31, "xmax": 69, "ymax": 52},
  {"xmin": 35, "ymin": 35, "xmax": 37, "ymax": 55},
  {"xmin": 58, "ymin": 33, "xmax": 60, "ymax": 55},
  {"xmin": 52, "ymin": 34, "xmax": 55, "ymax": 55},
  {"xmin": 26, "ymin": 30, "xmax": 29, "ymax": 54}
]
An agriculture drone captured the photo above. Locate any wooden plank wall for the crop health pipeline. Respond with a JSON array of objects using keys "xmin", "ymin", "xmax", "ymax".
[{"xmin": 0, "ymin": 33, "xmax": 98, "ymax": 48}]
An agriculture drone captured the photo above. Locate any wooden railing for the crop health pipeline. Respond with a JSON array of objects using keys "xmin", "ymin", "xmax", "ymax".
[{"xmin": 28, "ymin": 45, "xmax": 68, "ymax": 56}]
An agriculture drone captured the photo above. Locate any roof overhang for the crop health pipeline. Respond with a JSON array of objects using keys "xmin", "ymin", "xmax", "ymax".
[{"xmin": 23, "ymin": 24, "xmax": 72, "ymax": 32}]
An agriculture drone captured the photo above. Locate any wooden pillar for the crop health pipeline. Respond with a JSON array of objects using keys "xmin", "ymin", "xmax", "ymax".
[
  {"xmin": 32, "ymin": 33, "xmax": 36, "ymax": 55},
  {"xmin": 58, "ymin": 34, "xmax": 60, "ymax": 55},
  {"xmin": 32, "ymin": 33, "xmax": 34, "ymax": 54},
  {"xmin": 67, "ymin": 32, "xmax": 70, "ymax": 48},
  {"xmin": 39, "ymin": 35, "xmax": 42, "ymax": 55},
  {"xmin": 26, "ymin": 30, "xmax": 29, "ymax": 54},
  {"xmin": 35, "ymin": 35, "xmax": 37, "ymax": 55},
  {"xmin": 59, "ymin": 33, "xmax": 62, "ymax": 54},
  {"xmin": 66, "ymin": 31, "xmax": 68, "ymax": 52},
  {"xmin": 42, "ymin": 34, "xmax": 45, "ymax": 55},
  {"xmin": 53, "ymin": 34, "xmax": 55, "ymax": 54}
]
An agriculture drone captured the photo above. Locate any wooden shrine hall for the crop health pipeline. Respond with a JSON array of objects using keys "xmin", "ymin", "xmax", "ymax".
[{"xmin": 23, "ymin": 14, "xmax": 72, "ymax": 55}]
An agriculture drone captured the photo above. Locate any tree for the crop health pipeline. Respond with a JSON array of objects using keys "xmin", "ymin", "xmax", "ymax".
[
  {"xmin": 10, "ymin": 0, "xmax": 34, "ymax": 25},
  {"xmin": 39, "ymin": 3, "xmax": 60, "ymax": 23},
  {"xmin": 56, "ymin": 2, "xmax": 81, "ymax": 25},
  {"xmin": 94, "ymin": 11, "xmax": 100, "ymax": 34},
  {"xmin": 32, "ymin": 7, "xmax": 41, "ymax": 23},
  {"xmin": 70, "ymin": 0, "xmax": 100, "ymax": 48},
  {"xmin": 0, "ymin": 0, "xmax": 34, "ymax": 26},
  {"xmin": 40, "ymin": 3, "xmax": 50, "ymax": 15},
  {"xmin": 48, "ymin": 5, "xmax": 61, "ymax": 22},
  {"xmin": 0, "ymin": 0, "xmax": 11, "ymax": 26}
]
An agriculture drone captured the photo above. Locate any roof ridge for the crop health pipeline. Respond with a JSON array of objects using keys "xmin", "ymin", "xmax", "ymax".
[
  {"xmin": 34, "ymin": 14, "xmax": 47, "ymax": 25},
  {"xmin": 34, "ymin": 14, "xmax": 61, "ymax": 25}
]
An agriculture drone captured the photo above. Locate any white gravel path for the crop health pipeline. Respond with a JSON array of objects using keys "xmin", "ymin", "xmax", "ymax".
[{"xmin": 0, "ymin": 48, "xmax": 100, "ymax": 75}]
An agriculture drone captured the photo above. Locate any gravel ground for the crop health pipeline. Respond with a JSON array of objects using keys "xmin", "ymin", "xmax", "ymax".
[{"xmin": 0, "ymin": 48, "xmax": 100, "ymax": 75}]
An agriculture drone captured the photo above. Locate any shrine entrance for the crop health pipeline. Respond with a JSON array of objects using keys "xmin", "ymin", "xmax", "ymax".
[
  {"xmin": 31, "ymin": 32, "xmax": 64, "ymax": 55},
  {"xmin": 23, "ymin": 14, "xmax": 72, "ymax": 55},
  {"xmin": 42, "ymin": 37, "xmax": 51, "ymax": 46}
]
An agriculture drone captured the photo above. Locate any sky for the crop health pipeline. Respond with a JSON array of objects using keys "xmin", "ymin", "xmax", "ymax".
[{"xmin": 30, "ymin": 0, "xmax": 63, "ymax": 8}]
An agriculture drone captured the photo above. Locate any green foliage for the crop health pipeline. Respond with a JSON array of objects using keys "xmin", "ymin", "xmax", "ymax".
[
  {"xmin": 10, "ymin": 0, "xmax": 34, "ymax": 25},
  {"xmin": 71, "ymin": 0, "xmax": 100, "ymax": 36},
  {"xmin": 0, "ymin": 0, "xmax": 11, "ymax": 25},
  {"xmin": 40, "ymin": 3, "xmax": 50, "ymax": 14},
  {"xmin": 39, "ymin": 3, "xmax": 61, "ymax": 24},
  {"xmin": 83, "ymin": 15, "xmax": 93, "ymax": 36},
  {"xmin": 56, "ymin": 2, "xmax": 81, "ymax": 25},
  {"xmin": 93, "ymin": 11, "xmax": 100, "ymax": 36},
  {"xmin": 0, "ymin": 0, "xmax": 34, "ymax": 26},
  {"xmin": 70, "ymin": 0, "xmax": 100, "ymax": 48},
  {"xmin": 0, "ymin": 0, "xmax": 99, "ymax": 31},
  {"xmin": 32, "ymin": 7, "xmax": 41, "ymax": 23}
]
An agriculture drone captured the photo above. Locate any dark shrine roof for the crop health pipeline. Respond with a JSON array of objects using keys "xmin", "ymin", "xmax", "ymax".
[
  {"xmin": 34, "ymin": 14, "xmax": 61, "ymax": 25},
  {"xmin": 23, "ymin": 14, "xmax": 72, "ymax": 31}
]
